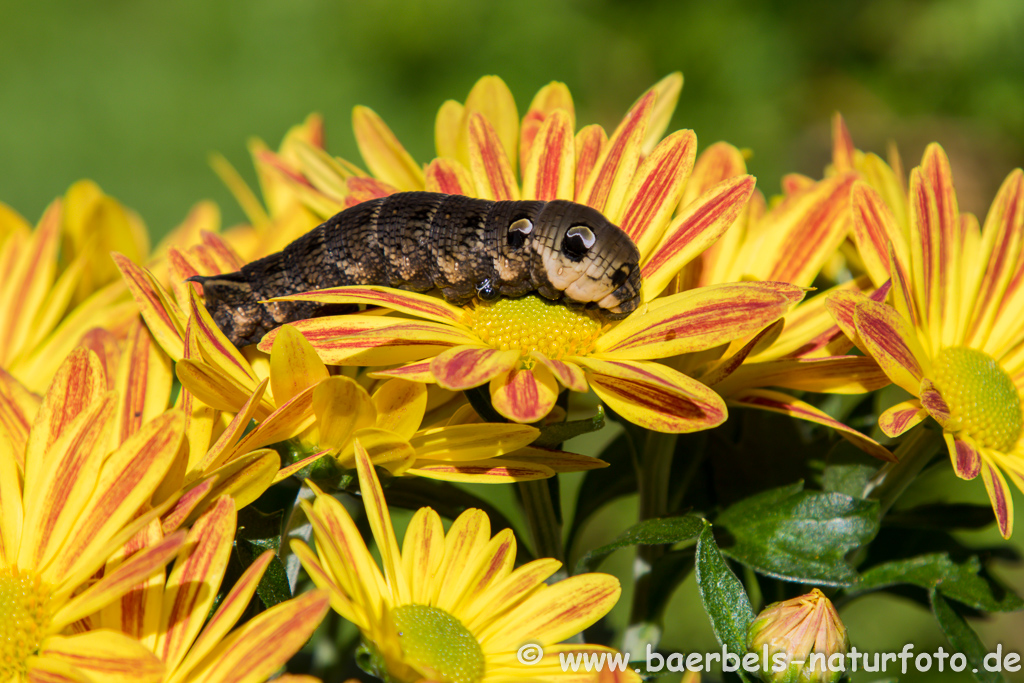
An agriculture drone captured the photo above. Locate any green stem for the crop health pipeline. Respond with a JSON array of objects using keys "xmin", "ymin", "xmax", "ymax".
[
  {"xmin": 863, "ymin": 424, "xmax": 942, "ymax": 517},
  {"xmin": 623, "ymin": 430, "xmax": 677, "ymax": 654},
  {"xmin": 518, "ymin": 479, "xmax": 564, "ymax": 563}
]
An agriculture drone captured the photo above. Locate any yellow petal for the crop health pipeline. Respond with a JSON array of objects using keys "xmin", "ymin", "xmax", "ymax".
[
  {"xmin": 270, "ymin": 324, "xmax": 330, "ymax": 405},
  {"xmin": 372, "ymin": 379, "xmax": 427, "ymax": 440},
  {"xmin": 314, "ymin": 376, "xmax": 376, "ymax": 455},
  {"xmin": 353, "ymin": 105, "xmax": 425, "ymax": 191},
  {"xmin": 354, "ymin": 441, "xmax": 410, "ymax": 604}
]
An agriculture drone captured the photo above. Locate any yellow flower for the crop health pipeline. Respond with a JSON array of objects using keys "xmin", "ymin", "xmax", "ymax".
[
  {"xmin": 1, "ymin": 347, "xmax": 189, "ymax": 682},
  {"xmin": 247, "ymin": 75, "xmax": 802, "ymax": 430},
  {"xmin": 667, "ymin": 139, "xmax": 893, "ymax": 460},
  {"xmin": 829, "ymin": 144, "xmax": 1024, "ymax": 537},
  {"xmin": 293, "ymin": 441, "xmax": 631, "ymax": 683},
  {"xmin": 93, "ymin": 496, "xmax": 329, "ymax": 683}
]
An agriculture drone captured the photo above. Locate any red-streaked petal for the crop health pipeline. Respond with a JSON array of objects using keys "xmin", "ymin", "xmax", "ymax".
[
  {"xmin": 112, "ymin": 322, "xmax": 173, "ymax": 447},
  {"xmin": 578, "ymin": 358, "xmax": 727, "ymax": 433},
  {"xmin": 851, "ymin": 181, "xmax": 908, "ymax": 288},
  {"xmin": 272, "ymin": 450, "xmax": 330, "ymax": 484},
  {"xmin": 40, "ymin": 631, "xmax": 164, "ymax": 683},
  {"xmin": 574, "ymin": 125, "xmax": 608, "ymax": 200},
  {"xmin": 401, "ymin": 508, "xmax": 446, "ymax": 605},
  {"xmin": 431, "ymin": 346, "xmax": 519, "ymax": 391},
  {"xmin": 682, "ymin": 141, "xmax": 747, "ymax": 207},
  {"xmin": 520, "ymin": 81, "xmax": 575, "ymax": 173},
  {"xmin": 642, "ymin": 175, "xmax": 756, "ymax": 300},
  {"xmin": 489, "ymin": 364, "xmax": 559, "ymax": 423},
  {"xmin": 762, "ymin": 173, "xmax": 857, "ymax": 286},
  {"xmin": 478, "ymin": 573, "xmax": 620, "ymax": 651},
  {"xmin": 112, "ymin": 254, "xmax": 186, "ymax": 360},
  {"xmin": 265, "ymin": 284, "xmax": 466, "ymax": 325},
  {"xmin": 159, "ymin": 497, "xmax": 236, "ymax": 670},
  {"xmin": 368, "ymin": 359, "xmax": 437, "ymax": 383},
  {"xmin": 172, "ymin": 551, "xmax": 275, "ymax": 681},
  {"xmin": 51, "ymin": 531, "xmax": 187, "ymax": 630},
  {"xmin": 521, "ymin": 110, "xmax": 575, "ymax": 202},
  {"xmin": 179, "ymin": 590, "xmax": 330, "ymax": 683},
  {"xmin": 920, "ymin": 378, "xmax": 954, "ymax": 429},
  {"xmin": 21, "ymin": 393, "xmax": 116, "ymax": 573},
  {"xmin": 981, "ymin": 460, "xmax": 1014, "ymax": 539},
  {"xmin": 460, "ymin": 76, "xmax": 520, "ymax": 176},
  {"xmin": 424, "ymin": 157, "xmax": 476, "ymax": 196},
  {"xmin": 831, "ymin": 112, "xmax": 856, "ymax": 172},
  {"xmin": 188, "ymin": 287, "xmax": 259, "ymax": 388},
  {"xmin": 342, "ymin": 176, "xmax": 399, "ymax": 208},
  {"xmin": 944, "ymin": 433, "xmax": 981, "ymax": 480},
  {"xmin": 967, "ymin": 169, "xmax": 1024, "ymax": 350},
  {"xmin": 532, "ymin": 353, "xmax": 588, "ymax": 392},
  {"xmin": 578, "ymin": 91, "xmax": 655, "ymax": 219},
  {"xmin": 352, "ymin": 105, "xmax": 424, "ymax": 191},
  {"xmin": 715, "ymin": 356, "xmax": 891, "ymax": 395},
  {"xmin": 462, "ymin": 558, "xmax": 562, "ymax": 632},
  {"xmin": 596, "ymin": 281, "xmax": 803, "ymax": 359},
  {"xmin": 24, "ymin": 347, "xmax": 106, "ymax": 486},
  {"xmin": 354, "ymin": 441, "xmax": 409, "ymax": 603},
  {"xmin": 468, "ymin": 113, "xmax": 520, "ymax": 201},
  {"xmin": 619, "ymin": 130, "xmax": 697, "ymax": 258},
  {"xmin": 728, "ymin": 389, "xmax": 894, "ymax": 461},
  {"xmin": 917, "ymin": 144, "xmax": 962, "ymax": 348},
  {"xmin": 878, "ymin": 400, "xmax": 927, "ymax": 438},
  {"xmin": 853, "ymin": 300, "xmax": 928, "ymax": 395},
  {"xmin": 641, "ymin": 72, "xmax": 684, "ymax": 154},
  {"xmin": 0, "ymin": 366, "xmax": 38, "ymax": 462},
  {"xmin": 49, "ymin": 411, "xmax": 183, "ymax": 583}
]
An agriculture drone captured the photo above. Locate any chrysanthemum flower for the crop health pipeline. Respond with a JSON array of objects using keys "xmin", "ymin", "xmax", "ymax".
[
  {"xmin": 244, "ymin": 75, "xmax": 803, "ymax": 430},
  {"xmin": 93, "ymin": 495, "xmax": 329, "ymax": 683},
  {"xmin": 668, "ymin": 140, "xmax": 893, "ymax": 459},
  {"xmin": 292, "ymin": 441, "xmax": 632, "ymax": 683},
  {"xmin": 828, "ymin": 144, "xmax": 1024, "ymax": 537},
  {"xmin": 115, "ymin": 258, "xmax": 600, "ymax": 483},
  {"xmin": 1, "ymin": 347, "xmax": 190, "ymax": 682}
]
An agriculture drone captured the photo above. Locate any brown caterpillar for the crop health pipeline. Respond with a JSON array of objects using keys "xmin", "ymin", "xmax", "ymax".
[{"xmin": 191, "ymin": 191, "xmax": 642, "ymax": 346}]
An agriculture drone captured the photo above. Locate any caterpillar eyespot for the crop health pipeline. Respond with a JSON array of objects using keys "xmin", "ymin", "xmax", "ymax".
[{"xmin": 189, "ymin": 191, "xmax": 643, "ymax": 346}]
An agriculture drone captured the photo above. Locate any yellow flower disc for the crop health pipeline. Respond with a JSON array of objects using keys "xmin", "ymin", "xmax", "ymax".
[
  {"xmin": 467, "ymin": 296, "xmax": 603, "ymax": 360},
  {"xmin": 393, "ymin": 604, "xmax": 485, "ymax": 683},
  {"xmin": 931, "ymin": 347, "xmax": 1023, "ymax": 451},
  {"xmin": 0, "ymin": 567, "xmax": 52, "ymax": 680}
]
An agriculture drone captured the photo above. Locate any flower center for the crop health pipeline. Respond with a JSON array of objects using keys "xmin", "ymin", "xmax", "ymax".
[
  {"xmin": 930, "ymin": 347, "xmax": 1022, "ymax": 451},
  {"xmin": 0, "ymin": 566, "xmax": 53, "ymax": 680},
  {"xmin": 392, "ymin": 604, "xmax": 485, "ymax": 683},
  {"xmin": 466, "ymin": 296, "xmax": 603, "ymax": 360}
]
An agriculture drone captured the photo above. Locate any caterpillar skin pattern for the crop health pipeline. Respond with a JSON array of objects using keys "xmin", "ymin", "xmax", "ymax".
[{"xmin": 191, "ymin": 191, "xmax": 643, "ymax": 347}]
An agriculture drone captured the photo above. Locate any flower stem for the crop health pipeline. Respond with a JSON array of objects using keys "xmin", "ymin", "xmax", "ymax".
[
  {"xmin": 623, "ymin": 430, "xmax": 677, "ymax": 654},
  {"xmin": 863, "ymin": 424, "xmax": 942, "ymax": 517},
  {"xmin": 518, "ymin": 479, "xmax": 564, "ymax": 563}
]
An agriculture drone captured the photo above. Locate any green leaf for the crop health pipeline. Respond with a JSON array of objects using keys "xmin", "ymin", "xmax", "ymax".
[
  {"xmin": 930, "ymin": 589, "xmax": 1004, "ymax": 683},
  {"xmin": 533, "ymin": 405, "xmax": 605, "ymax": 448},
  {"xmin": 574, "ymin": 515, "xmax": 703, "ymax": 574},
  {"xmin": 716, "ymin": 482, "xmax": 879, "ymax": 586},
  {"xmin": 236, "ymin": 538, "xmax": 293, "ymax": 608},
  {"xmin": 695, "ymin": 521, "xmax": 755, "ymax": 683},
  {"xmin": 856, "ymin": 553, "xmax": 1023, "ymax": 612}
]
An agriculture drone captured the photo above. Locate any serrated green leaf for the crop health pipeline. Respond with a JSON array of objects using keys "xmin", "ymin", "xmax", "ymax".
[
  {"xmin": 930, "ymin": 589, "xmax": 1004, "ymax": 683},
  {"xmin": 855, "ymin": 553, "xmax": 1023, "ymax": 612},
  {"xmin": 533, "ymin": 405, "xmax": 605, "ymax": 448},
  {"xmin": 717, "ymin": 482, "xmax": 879, "ymax": 586},
  {"xmin": 574, "ymin": 515, "xmax": 702, "ymax": 574},
  {"xmin": 695, "ymin": 521, "xmax": 755, "ymax": 683},
  {"xmin": 236, "ymin": 538, "xmax": 292, "ymax": 608}
]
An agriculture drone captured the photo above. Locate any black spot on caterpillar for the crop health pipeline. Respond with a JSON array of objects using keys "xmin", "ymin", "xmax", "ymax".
[{"xmin": 190, "ymin": 191, "xmax": 642, "ymax": 346}]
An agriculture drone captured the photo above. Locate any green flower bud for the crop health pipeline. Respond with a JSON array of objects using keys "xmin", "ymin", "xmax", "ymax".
[{"xmin": 746, "ymin": 588, "xmax": 849, "ymax": 683}]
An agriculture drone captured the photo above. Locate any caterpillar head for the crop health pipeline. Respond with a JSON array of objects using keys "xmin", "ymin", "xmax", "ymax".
[{"xmin": 521, "ymin": 200, "xmax": 642, "ymax": 320}]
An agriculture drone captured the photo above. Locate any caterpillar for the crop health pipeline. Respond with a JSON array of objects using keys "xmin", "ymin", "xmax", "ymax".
[{"xmin": 191, "ymin": 191, "xmax": 643, "ymax": 346}]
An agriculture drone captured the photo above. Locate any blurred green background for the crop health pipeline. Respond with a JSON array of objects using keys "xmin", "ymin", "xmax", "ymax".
[
  {"xmin": 3, "ymin": 0, "xmax": 1024, "ymax": 236},
  {"xmin": 4, "ymin": 1, "xmax": 1024, "ymax": 680}
]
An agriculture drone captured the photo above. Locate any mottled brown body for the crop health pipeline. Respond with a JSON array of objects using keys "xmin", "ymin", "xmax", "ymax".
[{"xmin": 192, "ymin": 192, "xmax": 641, "ymax": 346}]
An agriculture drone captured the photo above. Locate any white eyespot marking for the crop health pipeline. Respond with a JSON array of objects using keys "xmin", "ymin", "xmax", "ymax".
[
  {"xmin": 566, "ymin": 225, "xmax": 596, "ymax": 248},
  {"xmin": 509, "ymin": 218, "xmax": 534, "ymax": 234}
]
